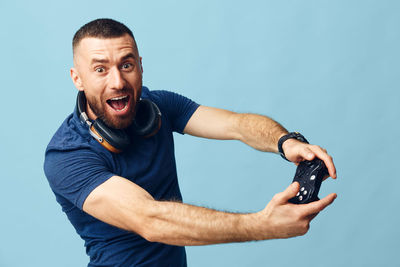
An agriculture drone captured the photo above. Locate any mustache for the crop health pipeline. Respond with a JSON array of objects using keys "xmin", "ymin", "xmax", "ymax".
[{"xmin": 107, "ymin": 87, "xmax": 133, "ymax": 96}]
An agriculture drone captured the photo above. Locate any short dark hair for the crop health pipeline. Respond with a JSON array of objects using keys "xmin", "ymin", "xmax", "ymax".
[{"xmin": 72, "ymin": 18, "xmax": 136, "ymax": 54}]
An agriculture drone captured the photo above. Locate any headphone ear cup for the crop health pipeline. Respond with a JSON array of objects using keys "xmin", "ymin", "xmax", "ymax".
[
  {"xmin": 131, "ymin": 99, "xmax": 161, "ymax": 137},
  {"xmin": 91, "ymin": 119, "xmax": 131, "ymax": 153}
]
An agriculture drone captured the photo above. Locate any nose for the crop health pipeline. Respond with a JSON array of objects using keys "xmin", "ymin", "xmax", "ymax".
[{"xmin": 108, "ymin": 67, "xmax": 125, "ymax": 90}]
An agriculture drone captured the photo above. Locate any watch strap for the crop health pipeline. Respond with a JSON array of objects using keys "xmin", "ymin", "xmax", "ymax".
[{"xmin": 278, "ymin": 132, "xmax": 309, "ymax": 161}]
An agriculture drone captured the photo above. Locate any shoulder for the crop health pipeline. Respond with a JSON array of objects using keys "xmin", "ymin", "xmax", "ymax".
[
  {"xmin": 141, "ymin": 86, "xmax": 178, "ymax": 106},
  {"xmin": 46, "ymin": 113, "xmax": 92, "ymax": 153},
  {"xmin": 140, "ymin": 86, "xmax": 200, "ymax": 133},
  {"xmin": 44, "ymin": 112, "xmax": 113, "ymax": 185},
  {"xmin": 44, "ymin": 146, "xmax": 114, "ymax": 209},
  {"xmin": 141, "ymin": 86, "xmax": 199, "ymax": 111}
]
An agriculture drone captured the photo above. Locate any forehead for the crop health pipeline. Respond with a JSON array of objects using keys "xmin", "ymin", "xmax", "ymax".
[{"xmin": 74, "ymin": 34, "xmax": 137, "ymax": 62}]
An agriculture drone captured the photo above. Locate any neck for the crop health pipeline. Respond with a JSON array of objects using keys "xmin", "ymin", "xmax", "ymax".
[{"xmin": 86, "ymin": 102, "xmax": 98, "ymax": 121}]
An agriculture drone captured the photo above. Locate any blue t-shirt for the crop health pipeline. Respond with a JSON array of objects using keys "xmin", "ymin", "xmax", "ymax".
[{"xmin": 44, "ymin": 87, "xmax": 199, "ymax": 266}]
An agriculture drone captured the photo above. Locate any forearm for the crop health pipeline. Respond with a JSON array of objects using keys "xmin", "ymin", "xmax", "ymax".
[
  {"xmin": 234, "ymin": 113, "xmax": 288, "ymax": 152},
  {"xmin": 141, "ymin": 200, "xmax": 264, "ymax": 246}
]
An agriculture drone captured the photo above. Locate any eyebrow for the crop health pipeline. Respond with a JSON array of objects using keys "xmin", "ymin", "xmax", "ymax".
[
  {"xmin": 90, "ymin": 58, "xmax": 109, "ymax": 65},
  {"xmin": 90, "ymin": 53, "xmax": 136, "ymax": 65},
  {"xmin": 121, "ymin": 52, "xmax": 136, "ymax": 61}
]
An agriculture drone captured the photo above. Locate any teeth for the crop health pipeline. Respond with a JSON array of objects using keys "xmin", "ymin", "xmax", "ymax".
[{"xmin": 110, "ymin": 95, "xmax": 128, "ymax": 101}]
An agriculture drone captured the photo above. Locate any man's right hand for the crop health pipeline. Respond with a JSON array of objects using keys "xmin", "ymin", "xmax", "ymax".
[{"xmin": 256, "ymin": 182, "xmax": 337, "ymax": 239}]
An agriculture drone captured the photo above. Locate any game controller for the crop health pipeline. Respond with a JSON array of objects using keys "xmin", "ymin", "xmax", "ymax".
[{"xmin": 289, "ymin": 158, "xmax": 329, "ymax": 204}]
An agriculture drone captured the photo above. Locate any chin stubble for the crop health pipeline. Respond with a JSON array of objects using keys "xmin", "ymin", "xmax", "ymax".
[{"xmin": 86, "ymin": 94, "xmax": 134, "ymax": 129}]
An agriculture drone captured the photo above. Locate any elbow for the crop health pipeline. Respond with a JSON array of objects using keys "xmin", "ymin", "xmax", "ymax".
[
  {"xmin": 230, "ymin": 113, "xmax": 244, "ymax": 141},
  {"xmin": 128, "ymin": 203, "xmax": 162, "ymax": 243},
  {"xmin": 136, "ymin": 219, "xmax": 165, "ymax": 243},
  {"xmin": 140, "ymin": 227, "xmax": 158, "ymax": 243}
]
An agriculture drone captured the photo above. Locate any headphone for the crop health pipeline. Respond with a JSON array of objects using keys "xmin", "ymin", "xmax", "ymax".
[{"xmin": 76, "ymin": 91, "xmax": 161, "ymax": 153}]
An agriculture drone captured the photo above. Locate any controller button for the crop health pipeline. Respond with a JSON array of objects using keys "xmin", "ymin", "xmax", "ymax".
[
  {"xmin": 296, "ymin": 192, "xmax": 300, "ymax": 197},
  {"xmin": 310, "ymin": 175, "xmax": 316, "ymax": 180},
  {"xmin": 303, "ymin": 190, "xmax": 308, "ymax": 195},
  {"xmin": 300, "ymin": 187, "xmax": 305, "ymax": 191},
  {"xmin": 299, "ymin": 196, "xmax": 303, "ymax": 201}
]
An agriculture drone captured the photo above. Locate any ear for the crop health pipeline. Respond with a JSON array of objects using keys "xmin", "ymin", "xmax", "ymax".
[
  {"xmin": 139, "ymin": 57, "xmax": 143, "ymax": 73},
  {"xmin": 70, "ymin": 67, "xmax": 84, "ymax": 91}
]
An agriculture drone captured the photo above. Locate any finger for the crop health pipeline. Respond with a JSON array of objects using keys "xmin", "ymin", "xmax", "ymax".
[
  {"xmin": 309, "ymin": 146, "xmax": 337, "ymax": 179},
  {"xmin": 277, "ymin": 182, "xmax": 300, "ymax": 204},
  {"xmin": 302, "ymin": 193, "xmax": 337, "ymax": 215},
  {"xmin": 301, "ymin": 147, "xmax": 316, "ymax": 161}
]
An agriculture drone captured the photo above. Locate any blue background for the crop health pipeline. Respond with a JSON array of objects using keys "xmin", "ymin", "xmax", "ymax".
[{"xmin": 1, "ymin": 1, "xmax": 399, "ymax": 266}]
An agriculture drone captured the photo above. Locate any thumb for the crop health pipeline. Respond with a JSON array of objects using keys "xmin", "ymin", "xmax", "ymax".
[{"xmin": 279, "ymin": 182, "xmax": 300, "ymax": 203}]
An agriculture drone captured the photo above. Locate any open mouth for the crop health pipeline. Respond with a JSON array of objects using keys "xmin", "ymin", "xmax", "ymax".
[{"xmin": 106, "ymin": 95, "xmax": 130, "ymax": 112}]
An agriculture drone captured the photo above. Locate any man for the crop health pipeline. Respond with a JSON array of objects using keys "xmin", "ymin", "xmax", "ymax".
[{"xmin": 44, "ymin": 18, "xmax": 337, "ymax": 266}]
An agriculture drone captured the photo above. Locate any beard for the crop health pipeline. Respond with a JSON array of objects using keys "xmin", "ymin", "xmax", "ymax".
[{"xmin": 86, "ymin": 89, "xmax": 136, "ymax": 129}]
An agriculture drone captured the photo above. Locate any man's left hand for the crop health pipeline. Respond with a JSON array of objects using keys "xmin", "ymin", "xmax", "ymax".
[{"xmin": 281, "ymin": 139, "xmax": 337, "ymax": 179}]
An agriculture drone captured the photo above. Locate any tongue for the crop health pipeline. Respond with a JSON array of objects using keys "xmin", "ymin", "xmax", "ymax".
[{"xmin": 109, "ymin": 99, "xmax": 126, "ymax": 111}]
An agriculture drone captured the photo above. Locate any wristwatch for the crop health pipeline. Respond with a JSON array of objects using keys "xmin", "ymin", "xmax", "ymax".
[{"xmin": 278, "ymin": 132, "xmax": 309, "ymax": 161}]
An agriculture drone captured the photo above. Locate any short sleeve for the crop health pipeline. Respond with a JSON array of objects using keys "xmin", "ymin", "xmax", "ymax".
[
  {"xmin": 44, "ymin": 148, "xmax": 115, "ymax": 210},
  {"xmin": 150, "ymin": 90, "xmax": 200, "ymax": 134}
]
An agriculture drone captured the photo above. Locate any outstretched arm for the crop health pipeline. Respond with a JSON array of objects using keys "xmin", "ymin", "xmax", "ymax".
[
  {"xmin": 184, "ymin": 106, "xmax": 336, "ymax": 178},
  {"xmin": 183, "ymin": 106, "xmax": 287, "ymax": 152},
  {"xmin": 83, "ymin": 176, "xmax": 336, "ymax": 246}
]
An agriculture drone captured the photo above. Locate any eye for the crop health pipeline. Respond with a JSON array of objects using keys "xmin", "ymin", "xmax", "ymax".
[
  {"xmin": 95, "ymin": 67, "xmax": 105, "ymax": 73},
  {"xmin": 121, "ymin": 63, "xmax": 133, "ymax": 70}
]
